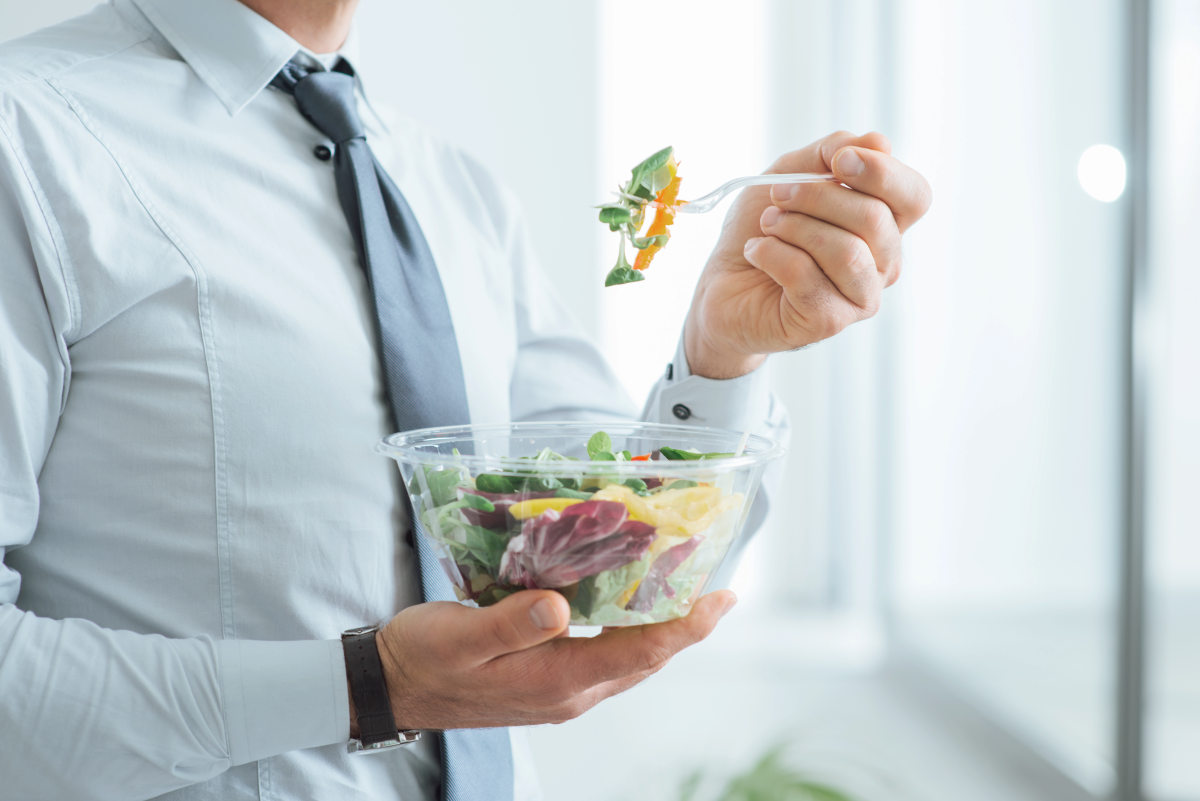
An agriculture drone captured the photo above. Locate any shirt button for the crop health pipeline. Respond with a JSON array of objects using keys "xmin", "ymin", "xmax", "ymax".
[
  {"xmin": 404, "ymin": 529, "xmax": 416, "ymax": 547},
  {"xmin": 672, "ymin": 403, "xmax": 691, "ymax": 420},
  {"xmin": 313, "ymin": 143, "xmax": 333, "ymax": 161}
]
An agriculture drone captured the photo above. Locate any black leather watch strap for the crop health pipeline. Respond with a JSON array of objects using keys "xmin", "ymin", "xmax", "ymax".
[{"xmin": 341, "ymin": 625, "xmax": 409, "ymax": 749}]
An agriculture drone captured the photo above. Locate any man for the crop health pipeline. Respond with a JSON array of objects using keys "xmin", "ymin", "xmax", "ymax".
[{"xmin": 0, "ymin": 0, "xmax": 931, "ymax": 799}]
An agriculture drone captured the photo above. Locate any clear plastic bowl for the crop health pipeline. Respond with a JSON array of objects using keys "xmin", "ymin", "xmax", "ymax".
[{"xmin": 377, "ymin": 421, "xmax": 784, "ymax": 626}]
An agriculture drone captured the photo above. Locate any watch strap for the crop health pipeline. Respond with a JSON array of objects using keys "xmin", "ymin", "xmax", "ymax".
[{"xmin": 342, "ymin": 626, "xmax": 418, "ymax": 750}]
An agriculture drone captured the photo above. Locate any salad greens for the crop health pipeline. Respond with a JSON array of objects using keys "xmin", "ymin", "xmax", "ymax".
[
  {"xmin": 598, "ymin": 146, "xmax": 683, "ymax": 287},
  {"xmin": 407, "ymin": 430, "xmax": 744, "ymax": 625}
]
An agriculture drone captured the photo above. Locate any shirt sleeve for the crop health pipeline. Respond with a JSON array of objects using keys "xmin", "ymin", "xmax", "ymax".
[
  {"xmin": 641, "ymin": 336, "xmax": 791, "ymax": 589},
  {"xmin": 0, "ymin": 116, "xmax": 350, "ymax": 801}
]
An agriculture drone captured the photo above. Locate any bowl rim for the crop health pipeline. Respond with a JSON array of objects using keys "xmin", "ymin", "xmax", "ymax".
[{"xmin": 376, "ymin": 420, "xmax": 786, "ymax": 474}]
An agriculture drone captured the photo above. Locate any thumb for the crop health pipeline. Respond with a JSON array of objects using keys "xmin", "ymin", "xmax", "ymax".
[
  {"xmin": 461, "ymin": 589, "xmax": 571, "ymax": 664},
  {"xmin": 767, "ymin": 130, "xmax": 892, "ymax": 175}
]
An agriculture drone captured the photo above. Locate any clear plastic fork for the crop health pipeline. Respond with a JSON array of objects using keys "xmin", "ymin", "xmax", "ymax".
[{"xmin": 673, "ymin": 172, "xmax": 836, "ymax": 214}]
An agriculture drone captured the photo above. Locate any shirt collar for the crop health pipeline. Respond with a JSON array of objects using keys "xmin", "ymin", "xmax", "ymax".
[{"xmin": 128, "ymin": 0, "xmax": 361, "ymax": 115}]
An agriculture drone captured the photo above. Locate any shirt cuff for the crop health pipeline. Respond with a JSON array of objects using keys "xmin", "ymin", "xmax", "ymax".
[
  {"xmin": 642, "ymin": 334, "xmax": 777, "ymax": 437},
  {"xmin": 216, "ymin": 638, "xmax": 349, "ymax": 766}
]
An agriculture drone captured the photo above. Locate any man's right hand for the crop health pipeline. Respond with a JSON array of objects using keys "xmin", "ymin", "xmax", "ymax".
[{"xmin": 370, "ymin": 588, "xmax": 736, "ymax": 730}]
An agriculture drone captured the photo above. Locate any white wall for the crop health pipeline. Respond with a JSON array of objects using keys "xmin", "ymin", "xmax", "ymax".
[{"xmin": 354, "ymin": 0, "xmax": 603, "ymax": 337}]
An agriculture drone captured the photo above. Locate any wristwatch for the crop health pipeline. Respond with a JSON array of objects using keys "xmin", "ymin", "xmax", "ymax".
[{"xmin": 341, "ymin": 625, "xmax": 422, "ymax": 753}]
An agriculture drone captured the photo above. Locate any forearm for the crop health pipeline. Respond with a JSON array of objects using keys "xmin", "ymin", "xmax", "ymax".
[{"xmin": 0, "ymin": 604, "xmax": 348, "ymax": 801}]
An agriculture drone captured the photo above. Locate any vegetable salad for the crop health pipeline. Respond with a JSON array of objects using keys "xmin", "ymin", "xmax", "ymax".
[
  {"xmin": 598, "ymin": 146, "xmax": 683, "ymax": 287},
  {"xmin": 408, "ymin": 431, "xmax": 745, "ymax": 625}
]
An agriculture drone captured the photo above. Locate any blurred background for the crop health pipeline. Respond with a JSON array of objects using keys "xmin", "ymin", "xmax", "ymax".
[{"xmin": 4, "ymin": 1, "xmax": 1197, "ymax": 800}]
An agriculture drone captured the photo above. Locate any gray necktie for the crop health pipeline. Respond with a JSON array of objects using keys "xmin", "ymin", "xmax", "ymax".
[{"xmin": 272, "ymin": 58, "xmax": 513, "ymax": 801}]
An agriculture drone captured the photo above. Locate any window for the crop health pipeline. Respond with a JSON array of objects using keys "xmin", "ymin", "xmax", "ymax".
[{"xmin": 1145, "ymin": 3, "xmax": 1200, "ymax": 798}]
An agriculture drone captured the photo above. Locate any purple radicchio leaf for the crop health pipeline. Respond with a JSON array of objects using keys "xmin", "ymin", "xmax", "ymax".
[
  {"xmin": 626, "ymin": 535, "xmax": 703, "ymax": 612},
  {"xmin": 498, "ymin": 500, "xmax": 656, "ymax": 589},
  {"xmin": 459, "ymin": 488, "xmax": 556, "ymax": 529}
]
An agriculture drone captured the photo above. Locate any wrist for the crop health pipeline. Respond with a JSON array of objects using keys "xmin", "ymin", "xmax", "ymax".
[
  {"xmin": 342, "ymin": 625, "xmax": 420, "ymax": 751},
  {"xmin": 683, "ymin": 314, "xmax": 765, "ymax": 380}
]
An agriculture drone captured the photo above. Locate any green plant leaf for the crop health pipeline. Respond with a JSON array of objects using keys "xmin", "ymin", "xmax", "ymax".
[
  {"xmin": 676, "ymin": 770, "xmax": 703, "ymax": 801},
  {"xmin": 681, "ymin": 744, "xmax": 862, "ymax": 801},
  {"xmin": 793, "ymin": 784, "xmax": 858, "ymax": 801}
]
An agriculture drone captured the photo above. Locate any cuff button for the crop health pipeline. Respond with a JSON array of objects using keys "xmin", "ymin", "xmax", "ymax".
[{"xmin": 672, "ymin": 403, "xmax": 692, "ymax": 420}]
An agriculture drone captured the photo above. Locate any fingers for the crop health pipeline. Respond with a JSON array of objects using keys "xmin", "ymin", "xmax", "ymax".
[
  {"xmin": 554, "ymin": 590, "xmax": 737, "ymax": 688},
  {"xmin": 759, "ymin": 203, "xmax": 892, "ymax": 302},
  {"xmin": 375, "ymin": 591, "xmax": 733, "ymax": 731},
  {"xmin": 433, "ymin": 589, "xmax": 571, "ymax": 666},
  {"xmin": 828, "ymin": 144, "xmax": 932, "ymax": 233},
  {"xmin": 742, "ymin": 235, "xmax": 865, "ymax": 341},
  {"xmin": 765, "ymin": 181, "xmax": 902, "ymax": 287}
]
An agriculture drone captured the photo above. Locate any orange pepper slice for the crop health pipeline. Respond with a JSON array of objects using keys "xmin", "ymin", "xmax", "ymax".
[{"xmin": 633, "ymin": 164, "xmax": 682, "ymax": 271}]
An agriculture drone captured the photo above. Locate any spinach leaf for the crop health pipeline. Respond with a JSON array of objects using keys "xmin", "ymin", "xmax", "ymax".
[
  {"xmin": 659, "ymin": 446, "xmax": 703, "ymax": 461},
  {"xmin": 586, "ymin": 431, "xmax": 613, "ymax": 460},
  {"xmin": 623, "ymin": 477, "xmax": 648, "ymax": 493},
  {"xmin": 410, "ymin": 466, "xmax": 465, "ymax": 506},
  {"xmin": 456, "ymin": 523, "xmax": 508, "ymax": 570},
  {"xmin": 597, "ymin": 204, "xmax": 633, "ymax": 230},
  {"xmin": 604, "ymin": 237, "xmax": 645, "ymax": 287},
  {"xmin": 524, "ymin": 475, "xmax": 563, "ymax": 493},
  {"xmin": 460, "ymin": 493, "xmax": 496, "ymax": 512},
  {"xmin": 475, "ymin": 472, "xmax": 516, "ymax": 494},
  {"xmin": 631, "ymin": 233, "xmax": 670, "ymax": 250},
  {"xmin": 572, "ymin": 575, "xmax": 600, "ymax": 618},
  {"xmin": 628, "ymin": 145, "xmax": 674, "ymax": 192},
  {"xmin": 660, "ymin": 446, "xmax": 734, "ymax": 461},
  {"xmin": 605, "ymin": 261, "xmax": 645, "ymax": 287}
]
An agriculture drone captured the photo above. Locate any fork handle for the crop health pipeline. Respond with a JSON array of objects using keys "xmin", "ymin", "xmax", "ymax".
[{"xmin": 676, "ymin": 172, "xmax": 836, "ymax": 214}]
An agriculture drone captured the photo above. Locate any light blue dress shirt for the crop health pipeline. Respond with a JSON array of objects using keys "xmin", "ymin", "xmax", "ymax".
[{"xmin": 0, "ymin": 1, "xmax": 787, "ymax": 799}]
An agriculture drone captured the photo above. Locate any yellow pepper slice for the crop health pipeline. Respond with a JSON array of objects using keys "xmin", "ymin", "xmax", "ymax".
[{"xmin": 507, "ymin": 497, "xmax": 583, "ymax": 520}]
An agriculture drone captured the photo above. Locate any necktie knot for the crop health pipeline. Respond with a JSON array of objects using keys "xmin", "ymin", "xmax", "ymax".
[{"xmin": 273, "ymin": 60, "xmax": 364, "ymax": 145}]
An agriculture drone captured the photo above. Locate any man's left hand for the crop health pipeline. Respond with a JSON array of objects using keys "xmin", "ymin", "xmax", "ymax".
[{"xmin": 683, "ymin": 131, "xmax": 932, "ymax": 378}]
